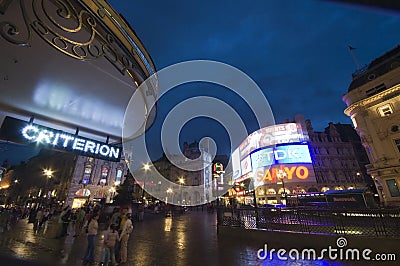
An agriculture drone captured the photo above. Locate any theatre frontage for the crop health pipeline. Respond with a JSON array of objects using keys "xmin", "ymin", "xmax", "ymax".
[{"xmin": 0, "ymin": 0, "xmax": 157, "ymax": 207}]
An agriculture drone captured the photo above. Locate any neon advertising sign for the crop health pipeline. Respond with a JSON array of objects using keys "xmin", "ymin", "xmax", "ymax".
[
  {"xmin": 250, "ymin": 144, "xmax": 312, "ymax": 168},
  {"xmin": 238, "ymin": 123, "xmax": 306, "ymax": 159},
  {"xmin": 0, "ymin": 117, "xmax": 121, "ymax": 161},
  {"xmin": 253, "ymin": 164, "xmax": 314, "ymax": 186}
]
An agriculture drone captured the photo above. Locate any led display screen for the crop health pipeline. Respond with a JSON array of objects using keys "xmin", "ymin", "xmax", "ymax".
[
  {"xmin": 250, "ymin": 144, "xmax": 312, "ymax": 169},
  {"xmin": 238, "ymin": 123, "xmax": 306, "ymax": 159},
  {"xmin": 240, "ymin": 155, "xmax": 252, "ymax": 175},
  {"xmin": 231, "ymin": 149, "xmax": 242, "ymax": 180}
]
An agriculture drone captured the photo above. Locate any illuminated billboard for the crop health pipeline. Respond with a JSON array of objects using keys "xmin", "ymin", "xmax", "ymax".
[
  {"xmin": 253, "ymin": 164, "xmax": 316, "ymax": 187},
  {"xmin": 0, "ymin": 116, "xmax": 121, "ymax": 161},
  {"xmin": 238, "ymin": 123, "xmax": 306, "ymax": 159},
  {"xmin": 240, "ymin": 155, "xmax": 252, "ymax": 176},
  {"xmin": 231, "ymin": 149, "xmax": 241, "ymax": 180},
  {"xmin": 251, "ymin": 144, "xmax": 312, "ymax": 169},
  {"xmin": 231, "ymin": 123, "xmax": 315, "ymax": 185}
]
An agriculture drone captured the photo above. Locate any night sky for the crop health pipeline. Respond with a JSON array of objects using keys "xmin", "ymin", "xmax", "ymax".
[
  {"xmin": 108, "ymin": 0, "xmax": 400, "ymax": 158},
  {"xmin": 1, "ymin": 0, "xmax": 400, "ymax": 165}
]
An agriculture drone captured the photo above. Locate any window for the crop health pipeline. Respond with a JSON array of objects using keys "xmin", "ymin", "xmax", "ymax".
[
  {"xmin": 350, "ymin": 115, "xmax": 357, "ymax": 128},
  {"xmin": 395, "ymin": 139, "xmax": 400, "ymax": 153},
  {"xmin": 366, "ymin": 83, "xmax": 386, "ymax": 97},
  {"xmin": 386, "ymin": 179, "xmax": 400, "ymax": 197},
  {"xmin": 99, "ymin": 166, "xmax": 109, "ymax": 186},
  {"xmin": 378, "ymin": 104, "xmax": 393, "ymax": 117},
  {"xmin": 82, "ymin": 164, "xmax": 92, "ymax": 184},
  {"xmin": 115, "ymin": 169, "xmax": 123, "ymax": 185}
]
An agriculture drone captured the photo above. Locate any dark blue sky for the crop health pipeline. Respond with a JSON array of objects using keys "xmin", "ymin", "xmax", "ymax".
[
  {"xmin": 107, "ymin": 0, "xmax": 400, "ymax": 158},
  {"xmin": 2, "ymin": 1, "xmax": 400, "ymax": 165}
]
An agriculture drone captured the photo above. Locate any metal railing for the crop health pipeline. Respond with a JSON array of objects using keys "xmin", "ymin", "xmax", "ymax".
[{"xmin": 217, "ymin": 207, "xmax": 400, "ymax": 238}]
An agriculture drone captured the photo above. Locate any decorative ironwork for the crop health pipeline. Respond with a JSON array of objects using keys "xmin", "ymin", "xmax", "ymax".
[
  {"xmin": 0, "ymin": 0, "xmax": 12, "ymax": 15},
  {"xmin": 0, "ymin": 0, "xmax": 146, "ymax": 79}
]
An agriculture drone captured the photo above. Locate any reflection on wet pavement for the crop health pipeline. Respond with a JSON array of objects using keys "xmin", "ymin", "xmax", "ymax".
[{"xmin": 0, "ymin": 211, "xmax": 358, "ymax": 265}]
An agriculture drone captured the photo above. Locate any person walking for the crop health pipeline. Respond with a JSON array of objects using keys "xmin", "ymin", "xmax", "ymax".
[
  {"xmin": 83, "ymin": 213, "xmax": 99, "ymax": 264},
  {"xmin": 34, "ymin": 208, "xmax": 44, "ymax": 230},
  {"xmin": 74, "ymin": 207, "xmax": 86, "ymax": 237},
  {"xmin": 104, "ymin": 224, "xmax": 119, "ymax": 266},
  {"xmin": 119, "ymin": 213, "xmax": 133, "ymax": 264}
]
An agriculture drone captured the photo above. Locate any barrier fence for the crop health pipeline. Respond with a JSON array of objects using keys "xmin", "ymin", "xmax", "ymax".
[{"xmin": 217, "ymin": 207, "xmax": 400, "ymax": 238}]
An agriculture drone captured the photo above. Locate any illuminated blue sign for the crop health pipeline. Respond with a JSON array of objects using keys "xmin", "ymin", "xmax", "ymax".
[
  {"xmin": 250, "ymin": 144, "xmax": 311, "ymax": 169},
  {"xmin": 275, "ymin": 144, "xmax": 312, "ymax": 164},
  {"xmin": 250, "ymin": 148, "xmax": 274, "ymax": 169}
]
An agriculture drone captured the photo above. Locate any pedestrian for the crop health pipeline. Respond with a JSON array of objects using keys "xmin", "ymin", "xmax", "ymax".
[
  {"xmin": 138, "ymin": 203, "xmax": 144, "ymax": 221},
  {"xmin": 115, "ymin": 207, "xmax": 128, "ymax": 262},
  {"xmin": 42, "ymin": 208, "xmax": 50, "ymax": 227},
  {"xmin": 104, "ymin": 224, "xmax": 119, "ymax": 266},
  {"xmin": 59, "ymin": 208, "xmax": 72, "ymax": 237},
  {"xmin": 35, "ymin": 207, "xmax": 44, "ymax": 229},
  {"xmin": 83, "ymin": 212, "xmax": 99, "ymax": 264},
  {"xmin": 74, "ymin": 207, "xmax": 86, "ymax": 237},
  {"xmin": 0, "ymin": 208, "xmax": 10, "ymax": 233},
  {"xmin": 119, "ymin": 213, "xmax": 133, "ymax": 264},
  {"xmin": 109, "ymin": 207, "xmax": 121, "ymax": 229}
]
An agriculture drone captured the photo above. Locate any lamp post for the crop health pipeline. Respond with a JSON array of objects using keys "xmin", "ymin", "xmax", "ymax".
[
  {"xmin": 178, "ymin": 177, "xmax": 185, "ymax": 205},
  {"xmin": 142, "ymin": 163, "xmax": 150, "ymax": 202},
  {"xmin": 354, "ymin": 172, "xmax": 360, "ymax": 189},
  {"xmin": 13, "ymin": 179, "xmax": 19, "ymax": 205},
  {"xmin": 277, "ymin": 168, "xmax": 287, "ymax": 205},
  {"xmin": 166, "ymin": 188, "xmax": 173, "ymax": 204},
  {"xmin": 42, "ymin": 168, "xmax": 53, "ymax": 207}
]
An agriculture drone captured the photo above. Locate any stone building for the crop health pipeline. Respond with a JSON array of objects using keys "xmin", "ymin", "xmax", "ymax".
[
  {"xmin": 147, "ymin": 141, "xmax": 213, "ymax": 205},
  {"xmin": 306, "ymin": 120, "xmax": 371, "ymax": 191},
  {"xmin": 66, "ymin": 156, "xmax": 129, "ymax": 208},
  {"xmin": 343, "ymin": 45, "xmax": 400, "ymax": 206}
]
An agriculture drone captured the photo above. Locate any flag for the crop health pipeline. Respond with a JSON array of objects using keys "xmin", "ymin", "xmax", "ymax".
[{"xmin": 348, "ymin": 45, "xmax": 356, "ymax": 51}]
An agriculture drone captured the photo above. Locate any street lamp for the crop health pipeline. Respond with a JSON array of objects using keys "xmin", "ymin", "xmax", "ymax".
[
  {"xmin": 178, "ymin": 177, "xmax": 185, "ymax": 204},
  {"xmin": 277, "ymin": 168, "xmax": 287, "ymax": 204},
  {"xmin": 166, "ymin": 188, "xmax": 173, "ymax": 204},
  {"xmin": 354, "ymin": 172, "xmax": 360, "ymax": 189},
  {"xmin": 42, "ymin": 168, "xmax": 53, "ymax": 206},
  {"xmin": 142, "ymin": 163, "xmax": 150, "ymax": 202}
]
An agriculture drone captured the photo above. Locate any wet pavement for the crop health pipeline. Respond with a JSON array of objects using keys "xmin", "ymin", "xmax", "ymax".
[{"xmin": 0, "ymin": 210, "xmax": 396, "ymax": 266}]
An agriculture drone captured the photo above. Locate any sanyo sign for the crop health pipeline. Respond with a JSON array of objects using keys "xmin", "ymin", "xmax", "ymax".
[{"xmin": 19, "ymin": 124, "xmax": 121, "ymax": 161}]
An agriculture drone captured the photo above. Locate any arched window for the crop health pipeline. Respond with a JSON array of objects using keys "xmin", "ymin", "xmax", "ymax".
[
  {"xmin": 82, "ymin": 163, "xmax": 93, "ymax": 185},
  {"xmin": 115, "ymin": 168, "xmax": 123, "ymax": 185},
  {"xmin": 99, "ymin": 166, "xmax": 109, "ymax": 186}
]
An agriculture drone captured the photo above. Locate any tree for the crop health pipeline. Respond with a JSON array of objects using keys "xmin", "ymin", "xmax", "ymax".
[{"xmin": 113, "ymin": 171, "xmax": 134, "ymax": 206}]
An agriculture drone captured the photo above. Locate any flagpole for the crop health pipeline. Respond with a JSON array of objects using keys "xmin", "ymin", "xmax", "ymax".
[{"xmin": 348, "ymin": 45, "xmax": 360, "ymax": 70}]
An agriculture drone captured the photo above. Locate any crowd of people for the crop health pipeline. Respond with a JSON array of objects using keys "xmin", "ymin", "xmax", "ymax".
[
  {"xmin": 0, "ymin": 201, "xmax": 218, "ymax": 265},
  {"xmin": 0, "ymin": 203, "xmax": 135, "ymax": 265},
  {"xmin": 56, "ymin": 204, "xmax": 135, "ymax": 265}
]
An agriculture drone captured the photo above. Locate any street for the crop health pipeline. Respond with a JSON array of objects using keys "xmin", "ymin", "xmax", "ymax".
[{"xmin": 0, "ymin": 210, "xmax": 339, "ymax": 266}]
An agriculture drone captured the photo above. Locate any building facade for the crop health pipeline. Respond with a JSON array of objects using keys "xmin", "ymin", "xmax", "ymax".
[
  {"xmin": 343, "ymin": 45, "xmax": 400, "ymax": 206},
  {"xmin": 66, "ymin": 156, "xmax": 129, "ymax": 208},
  {"xmin": 147, "ymin": 141, "xmax": 213, "ymax": 205},
  {"xmin": 306, "ymin": 120, "xmax": 371, "ymax": 191}
]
